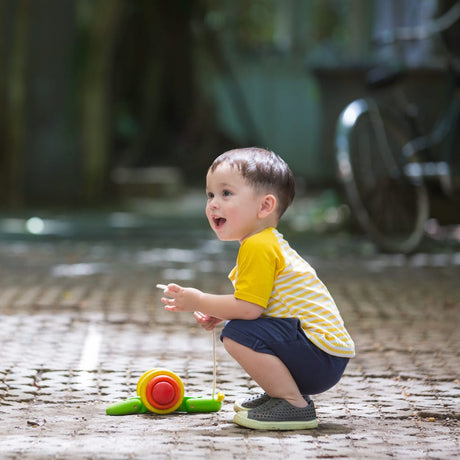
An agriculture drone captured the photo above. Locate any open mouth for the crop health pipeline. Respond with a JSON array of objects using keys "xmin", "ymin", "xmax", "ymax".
[{"xmin": 213, "ymin": 217, "xmax": 227, "ymax": 229}]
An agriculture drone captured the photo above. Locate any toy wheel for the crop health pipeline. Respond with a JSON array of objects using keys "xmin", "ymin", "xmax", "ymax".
[{"xmin": 137, "ymin": 369, "xmax": 184, "ymax": 414}]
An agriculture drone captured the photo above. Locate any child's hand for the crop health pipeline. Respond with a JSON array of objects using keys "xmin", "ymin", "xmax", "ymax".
[
  {"xmin": 194, "ymin": 311, "xmax": 223, "ymax": 331},
  {"xmin": 159, "ymin": 283, "xmax": 201, "ymax": 312}
]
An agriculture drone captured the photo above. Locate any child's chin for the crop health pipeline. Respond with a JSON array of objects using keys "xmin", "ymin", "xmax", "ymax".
[{"xmin": 214, "ymin": 232, "xmax": 235, "ymax": 242}]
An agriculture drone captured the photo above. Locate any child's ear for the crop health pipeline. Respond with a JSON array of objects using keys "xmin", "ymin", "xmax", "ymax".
[{"xmin": 258, "ymin": 194, "xmax": 277, "ymax": 218}]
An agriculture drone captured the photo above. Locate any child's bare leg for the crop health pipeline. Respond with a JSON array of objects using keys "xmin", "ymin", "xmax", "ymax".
[{"xmin": 223, "ymin": 337, "xmax": 307, "ymax": 408}]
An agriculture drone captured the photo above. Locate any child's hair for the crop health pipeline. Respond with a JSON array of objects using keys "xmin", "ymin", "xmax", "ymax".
[{"xmin": 209, "ymin": 147, "xmax": 295, "ymax": 218}]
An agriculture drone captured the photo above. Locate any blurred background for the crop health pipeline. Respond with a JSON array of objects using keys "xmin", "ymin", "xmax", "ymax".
[{"xmin": 0, "ymin": 0, "xmax": 456, "ymax": 217}]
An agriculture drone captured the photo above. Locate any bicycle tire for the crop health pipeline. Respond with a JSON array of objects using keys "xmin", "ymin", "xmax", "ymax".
[{"xmin": 335, "ymin": 99, "xmax": 429, "ymax": 253}]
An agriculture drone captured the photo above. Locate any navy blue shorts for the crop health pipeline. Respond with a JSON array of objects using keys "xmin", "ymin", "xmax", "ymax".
[{"xmin": 220, "ymin": 317, "xmax": 349, "ymax": 395}]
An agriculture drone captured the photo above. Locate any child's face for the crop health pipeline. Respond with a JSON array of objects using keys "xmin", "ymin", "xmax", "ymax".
[{"xmin": 205, "ymin": 163, "xmax": 268, "ymax": 243}]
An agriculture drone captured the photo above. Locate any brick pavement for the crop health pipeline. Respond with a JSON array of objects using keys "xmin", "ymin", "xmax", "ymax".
[{"xmin": 0, "ymin": 229, "xmax": 459, "ymax": 459}]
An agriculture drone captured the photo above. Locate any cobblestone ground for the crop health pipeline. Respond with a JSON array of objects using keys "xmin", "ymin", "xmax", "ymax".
[{"xmin": 0, "ymin": 222, "xmax": 459, "ymax": 459}]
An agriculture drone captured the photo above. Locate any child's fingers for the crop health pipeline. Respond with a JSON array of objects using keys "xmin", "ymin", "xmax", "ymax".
[
  {"xmin": 193, "ymin": 312, "xmax": 214, "ymax": 329},
  {"xmin": 194, "ymin": 311, "xmax": 209, "ymax": 321},
  {"xmin": 161, "ymin": 296, "xmax": 176, "ymax": 306},
  {"xmin": 156, "ymin": 283, "xmax": 181, "ymax": 294}
]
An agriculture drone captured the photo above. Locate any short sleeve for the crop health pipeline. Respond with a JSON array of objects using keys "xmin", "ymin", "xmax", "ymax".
[{"xmin": 232, "ymin": 230, "xmax": 283, "ymax": 307}]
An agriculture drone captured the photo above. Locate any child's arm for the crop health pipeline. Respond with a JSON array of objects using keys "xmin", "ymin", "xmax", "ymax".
[{"xmin": 160, "ymin": 283, "xmax": 263, "ymax": 320}]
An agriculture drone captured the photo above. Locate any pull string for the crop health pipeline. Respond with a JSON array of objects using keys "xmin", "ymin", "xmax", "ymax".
[
  {"xmin": 190, "ymin": 309, "xmax": 218, "ymax": 400},
  {"xmin": 211, "ymin": 328, "xmax": 216, "ymax": 400}
]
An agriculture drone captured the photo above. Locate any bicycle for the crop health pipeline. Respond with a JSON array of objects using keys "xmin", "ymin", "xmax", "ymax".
[{"xmin": 335, "ymin": 2, "xmax": 460, "ymax": 253}]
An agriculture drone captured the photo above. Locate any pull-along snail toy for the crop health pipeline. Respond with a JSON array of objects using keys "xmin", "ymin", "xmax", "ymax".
[{"xmin": 106, "ymin": 285, "xmax": 224, "ymax": 416}]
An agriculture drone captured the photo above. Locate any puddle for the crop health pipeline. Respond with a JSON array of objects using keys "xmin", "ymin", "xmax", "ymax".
[{"xmin": 51, "ymin": 263, "xmax": 109, "ymax": 277}]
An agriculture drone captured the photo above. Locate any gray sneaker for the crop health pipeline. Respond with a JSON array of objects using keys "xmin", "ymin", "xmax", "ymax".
[
  {"xmin": 234, "ymin": 393, "xmax": 312, "ymax": 412},
  {"xmin": 233, "ymin": 397, "xmax": 318, "ymax": 430}
]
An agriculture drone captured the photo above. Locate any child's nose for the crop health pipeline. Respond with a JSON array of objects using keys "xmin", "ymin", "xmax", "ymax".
[{"xmin": 208, "ymin": 197, "xmax": 219, "ymax": 209}]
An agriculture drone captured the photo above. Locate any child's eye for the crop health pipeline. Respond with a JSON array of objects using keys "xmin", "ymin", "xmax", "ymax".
[
  {"xmin": 222, "ymin": 190, "xmax": 232, "ymax": 197},
  {"xmin": 207, "ymin": 192, "xmax": 214, "ymax": 199}
]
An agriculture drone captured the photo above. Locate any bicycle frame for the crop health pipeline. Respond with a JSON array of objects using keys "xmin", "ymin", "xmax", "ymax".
[{"xmin": 401, "ymin": 75, "xmax": 460, "ymax": 194}]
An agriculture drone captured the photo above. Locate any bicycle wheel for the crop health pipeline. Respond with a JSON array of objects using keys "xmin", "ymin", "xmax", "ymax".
[{"xmin": 335, "ymin": 99, "xmax": 429, "ymax": 253}]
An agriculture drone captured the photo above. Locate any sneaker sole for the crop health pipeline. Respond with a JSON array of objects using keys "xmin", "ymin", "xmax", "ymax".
[
  {"xmin": 233, "ymin": 401, "xmax": 247, "ymax": 412},
  {"xmin": 233, "ymin": 411, "xmax": 318, "ymax": 430}
]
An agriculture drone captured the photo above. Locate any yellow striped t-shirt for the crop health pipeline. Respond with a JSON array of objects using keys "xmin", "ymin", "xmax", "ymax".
[{"xmin": 229, "ymin": 227, "xmax": 355, "ymax": 358}]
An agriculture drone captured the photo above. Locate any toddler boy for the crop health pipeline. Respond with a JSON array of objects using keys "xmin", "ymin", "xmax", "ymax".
[{"xmin": 160, "ymin": 147, "xmax": 355, "ymax": 430}]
